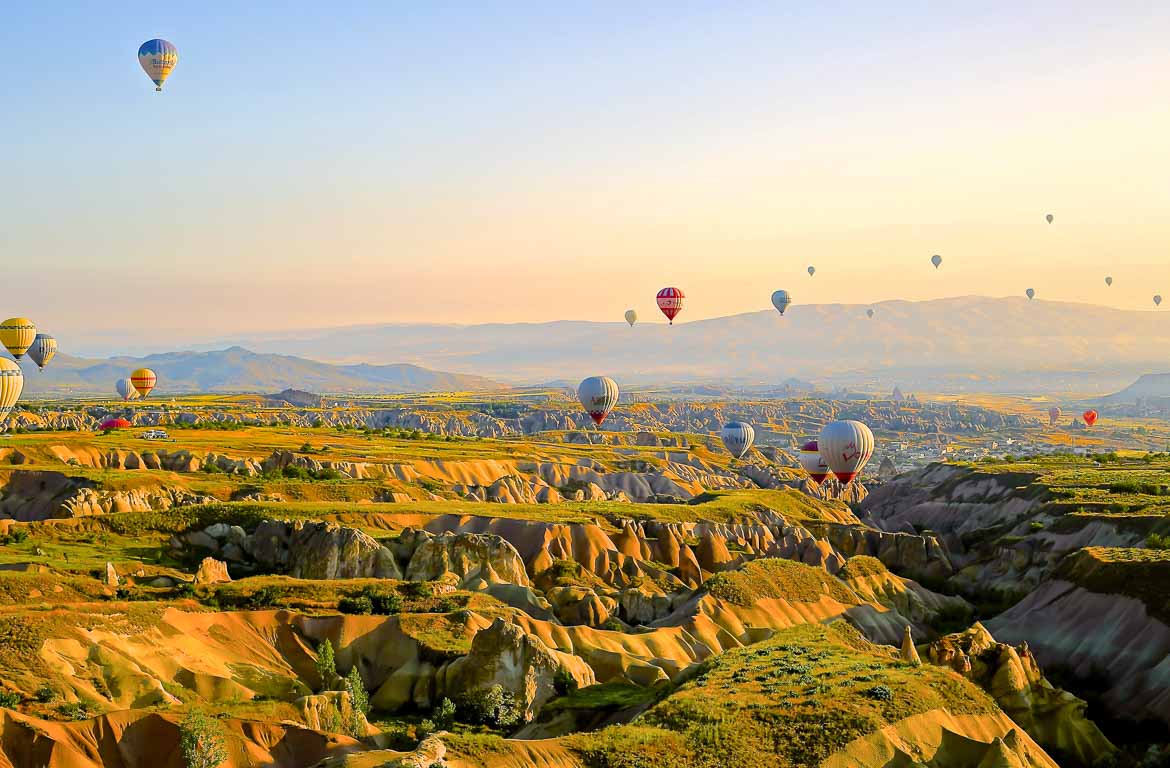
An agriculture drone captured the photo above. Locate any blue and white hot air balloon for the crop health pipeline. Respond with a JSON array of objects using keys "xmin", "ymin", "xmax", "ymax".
[{"xmin": 138, "ymin": 39, "xmax": 178, "ymax": 92}]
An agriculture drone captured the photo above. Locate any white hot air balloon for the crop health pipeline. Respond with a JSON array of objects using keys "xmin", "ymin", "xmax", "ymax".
[
  {"xmin": 27, "ymin": 334, "xmax": 57, "ymax": 371},
  {"xmin": 798, "ymin": 440, "xmax": 831, "ymax": 485},
  {"xmin": 1105, "ymin": 276, "xmax": 1113, "ymax": 287},
  {"xmin": 577, "ymin": 376, "xmax": 619, "ymax": 426},
  {"xmin": 771, "ymin": 290, "xmax": 791, "ymax": 315},
  {"xmin": 115, "ymin": 378, "xmax": 138, "ymax": 401},
  {"xmin": 818, "ymin": 420, "xmax": 875, "ymax": 484},
  {"xmin": 624, "ymin": 310, "xmax": 637, "ymax": 327},
  {"xmin": 931, "ymin": 254, "xmax": 942, "ymax": 269},
  {"xmin": 807, "ymin": 266, "xmax": 816, "ymax": 277},
  {"xmin": 720, "ymin": 422, "xmax": 755, "ymax": 459},
  {"xmin": 0, "ymin": 358, "xmax": 23, "ymax": 429}
]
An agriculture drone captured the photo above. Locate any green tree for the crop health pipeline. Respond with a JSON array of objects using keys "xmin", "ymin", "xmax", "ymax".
[
  {"xmin": 179, "ymin": 709, "xmax": 228, "ymax": 768},
  {"xmin": 343, "ymin": 666, "xmax": 369, "ymax": 737},
  {"xmin": 433, "ymin": 697, "xmax": 456, "ymax": 730},
  {"xmin": 316, "ymin": 638, "xmax": 337, "ymax": 690}
]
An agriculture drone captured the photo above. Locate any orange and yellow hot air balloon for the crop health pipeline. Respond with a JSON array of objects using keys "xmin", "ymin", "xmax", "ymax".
[
  {"xmin": 130, "ymin": 368, "xmax": 157, "ymax": 398},
  {"xmin": 0, "ymin": 318, "xmax": 36, "ymax": 361}
]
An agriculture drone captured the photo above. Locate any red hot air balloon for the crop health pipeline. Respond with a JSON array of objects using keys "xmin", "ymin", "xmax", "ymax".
[
  {"xmin": 99, "ymin": 418, "xmax": 132, "ymax": 431},
  {"xmin": 1082, "ymin": 410, "xmax": 1098, "ymax": 427},
  {"xmin": 798, "ymin": 441, "xmax": 832, "ymax": 484},
  {"xmin": 656, "ymin": 287, "xmax": 685, "ymax": 324}
]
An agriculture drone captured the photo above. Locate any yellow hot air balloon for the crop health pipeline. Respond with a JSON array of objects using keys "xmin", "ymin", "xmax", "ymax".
[
  {"xmin": 0, "ymin": 358, "xmax": 24, "ymax": 428},
  {"xmin": 0, "ymin": 318, "xmax": 36, "ymax": 361},
  {"xmin": 131, "ymin": 368, "xmax": 157, "ymax": 398}
]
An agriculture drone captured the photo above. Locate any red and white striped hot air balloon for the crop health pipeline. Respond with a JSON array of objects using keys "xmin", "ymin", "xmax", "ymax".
[
  {"xmin": 798, "ymin": 440, "xmax": 832, "ymax": 485},
  {"xmin": 656, "ymin": 287, "xmax": 684, "ymax": 324},
  {"xmin": 819, "ymin": 420, "xmax": 875, "ymax": 484}
]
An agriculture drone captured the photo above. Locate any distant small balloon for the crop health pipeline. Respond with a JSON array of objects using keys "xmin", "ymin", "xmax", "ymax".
[
  {"xmin": 1082, "ymin": 409, "xmax": 1098, "ymax": 427},
  {"xmin": 720, "ymin": 422, "xmax": 755, "ymax": 459},
  {"xmin": 1156, "ymin": 295, "xmax": 1164, "ymax": 307},
  {"xmin": 1105, "ymin": 276, "xmax": 1113, "ymax": 287},
  {"xmin": 931, "ymin": 254, "xmax": 942, "ymax": 269},
  {"xmin": 624, "ymin": 310, "xmax": 637, "ymax": 327},
  {"xmin": 866, "ymin": 308, "xmax": 874, "ymax": 318},
  {"xmin": 656, "ymin": 287, "xmax": 684, "ymax": 325},
  {"xmin": 1046, "ymin": 214, "xmax": 1054, "ymax": 224},
  {"xmin": 771, "ymin": 290, "xmax": 791, "ymax": 315},
  {"xmin": 1026, "ymin": 288, "xmax": 1036, "ymax": 300},
  {"xmin": 138, "ymin": 39, "xmax": 179, "ymax": 92},
  {"xmin": 27, "ymin": 334, "xmax": 57, "ymax": 371},
  {"xmin": 807, "ymin": 266, "xmax": 816, "ymax": 277}
]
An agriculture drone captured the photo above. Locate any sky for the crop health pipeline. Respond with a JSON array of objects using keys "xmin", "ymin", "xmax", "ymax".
[{"xmin": 6, "ymin": 1, "xmax": 1170, "ymax": 351}]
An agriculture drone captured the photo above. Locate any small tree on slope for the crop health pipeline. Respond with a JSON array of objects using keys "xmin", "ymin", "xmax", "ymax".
[{"xmin": 179, "ymin": 709, "xmax": 228, "ymax": 768}]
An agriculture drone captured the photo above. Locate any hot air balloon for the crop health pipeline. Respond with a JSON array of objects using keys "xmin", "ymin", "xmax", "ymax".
[
  {"xmin": 27, "ymin": 334, "xmax": 56, "ymax": 371},
  {"xmin": 138, "ymin": 39, "xmax": 179, "ymax": 91},
  {"xmin": 1048, "ymin": 406, "xmax": 1061, "ymax": 426},
  {"xmin": 798, "ymin": 441, "xmax": 832, "ymax": 485},
  {"xmin": 624, "ymin": 310, "xmax": 637, "ymax": 327},
  {"xmin": 1105, "ymin": 276, "xmax": 1113, "ymax": 287},
  {"xmin": 99, "ymin": 418, "xmax": 132, "ymax": 431},
  {"xmin": 1156, "ymin": 295, "xmax": 1163, "ymax": 307},
  {"xmin": 0, "ymin": 318, "xmax": 36, "ymax": 361},
  {"xmin": 720, "ymin": 422, "xmax": 755, "ymax": 459},
  {"xmin": 1026, "ymin": 288, "xmax": 1035, "ymax": 300},
  {"xmin": 866, "ymin": 308, "xmax": 875, "ymax": 319},
  {"xmin": 1083, "ymin": 410, "xmax": 1098, "ymax": 427},
  {"xmin": 771, "ymin": 290, "xmax": 791, "ymax": 315},
  {"xmin": 819, "ymin": 420, "xmax": 875, "ymax": 484},
  {"xmin": 1046, "ymin": 214, "xmax": 1054, "ymax": 224},
  {"xmin": 807, "ymin": 266, "xmax": 816, "ymax": 277},
  {"xmin": 130, "ymin": 368, "xmax": 157, "ymax": 398},
  {"xmin": 0, "ymin": 359, "xmax": 23, "ymax": 428},
  {"xmin": 656, "ymin": 288, "xmax": 684, "ymax": 324},
  {"xmin": 577, "ymin": 376, "xmax": 619, "ymax": 426},
  {"xmin": 116, "ymin": 379, "xmax": 137, "ymax": 401},
  {"xmin": 931, "ymin": 254, "xmax": 942, "ymax": 269}
]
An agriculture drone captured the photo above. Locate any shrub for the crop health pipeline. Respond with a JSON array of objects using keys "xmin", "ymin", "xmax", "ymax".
[
  {"xmin": 434, "ymin": 697, "xmax": 457, "ymax": 730},
  {"xmin": 369, "ymin": 591, "xmax": 403, "ymax": 614},
  {"xmin": 338, "ymin": 595, "xmax": 373, "ymax": 615},
  {"xmin": 343, "ymin": 666, "xmax": 369, "ymax": 737},
  {"xmin": 401, "ymin": 582, "xmax": 432, "ymax": 598},
  {"xmin": 0, "ymin": 691, "xmax": 21, "ymax": 708},
  {"xmin": 554, "ymin": 666, "xmax": 579, "ymax": 697},
  {"xmin": 865, "ymin": 684, "xmax": 893, "ymax": 702},
  {"xmin": 436, "ymin": 597, "xmax": 460, "ymax": 613},
  {"xmin": 456, "ymin": 685, "xmax": 523, "ymax": 729},
  {"xmin": 416, "ymin": 718, "xmax": 437, "ymax": 741},
  {"xmin": 1147, "ymin": 534, "xmax": 1170, "ymax": 551},
  {"xmin": 34, "ymin": 685, "xmax": 56, "ymax": 703},
  {"xmin": 179, "ymin": 709, "xmax": 228, "ymax": 768},
  {"xmin": 55, "ymin": 700, "xmax": 93, "ymax": 721}
]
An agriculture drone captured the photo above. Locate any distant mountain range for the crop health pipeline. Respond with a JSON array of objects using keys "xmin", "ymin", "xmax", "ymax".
[
  {"xmin": 176, "ymin": 296, "xmax": 1170, "ymax": 394},
  {"xmin": 1105, "ymin": 374, "xmax": 1170, "ymax": 403},
  {"xmin": 18, "ymin": 347, "xmax": 503, "ymax": 397}
]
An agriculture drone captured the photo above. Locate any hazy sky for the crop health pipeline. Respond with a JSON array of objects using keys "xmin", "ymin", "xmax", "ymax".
[{"xmin": 6, "ymin": 1, "xmax": 1170, "ymax": 348}]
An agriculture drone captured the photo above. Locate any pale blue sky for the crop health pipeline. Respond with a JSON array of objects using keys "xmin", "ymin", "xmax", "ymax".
[{"xmin": 5, "ymin": 2, "xmax": 1170, "ymax": 350}]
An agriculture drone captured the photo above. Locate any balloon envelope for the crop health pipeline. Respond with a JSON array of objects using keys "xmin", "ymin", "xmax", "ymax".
[
  {"xmin": 807, "ymin": 266, "xmax": 816, "ymax": 276},
  {"xmin": 1083, "ymin": 410, "xmax": 1098, "ymax": 427},
  {"xmin": 116, "ymin": 379, "xmax": 137, "ymax": 401},
  {"xmin": 656, "ymin": 287, "xmax": 684, "ymax": 324},
  {"xmin": 0, "ymin": 358, "xmax": 23, "ymax": 427},
  {"xmin": 1105, "ymin": 276, "xmax": 1113, "ymax": 286},
  {"xmin": 798, "ymin": 440, "xmax": 832, "ymax": 484},
  {"xmin": 27, "ymin": 334, "xmax": 56, "ymax": 371},
  {"xmin": 99, "ymin": 418, "xmax": 132, "ymax": 431},
  {"xmin": 1048, "ymin": 407, "xmax": 1062, "ymax": 426},
  {"xmin": 1046, "ymin": 214, "xmax": 1054, "ymax": 223},
  {"xmin": 931, "ymin": 254, "xmax": 942, "ymax": 269},
  {"xmin": 624, "ymin": 310, "xmax": 637, "ymax": 327},
  {"xmin": 818, "ymin": 420, "xmax": 875, "ymax": 483},
  {"xmin": 0, "ymin": 318, "xmax": 36, "ymax": 361},
  {"xmin": 1026, "ymin": 288, "xmax": 1035, "ymax": 300},
  {"xmin": 1156, "ymin": 295, "xmax": 1163, "ymax": 307},
  {"xmin": 138, "ymin": 39, "xmax": 178, "ymax": 91},
  {"xmin": 866, "ymin": 308, "xmax": 874, "ymax": 318},
  {"xmin": 577, "ymin": 376, "xmax": 619, "ymax": 425},
  {"xmin": 720, "ymin": 422, "xmax": 755, "ymax": 459},
  {"xmin": 771, "ymin": 290, "xmax": 791, "ymax": 315},
  {"xmin": 130, "ymin": 368, "xmax": 157, "ymax": 398}
]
